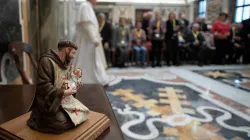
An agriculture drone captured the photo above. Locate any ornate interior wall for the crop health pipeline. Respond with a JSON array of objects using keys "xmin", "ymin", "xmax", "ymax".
[{"xmin": 112, "ymin": 6, "xmax": 135, "ymax": 25}]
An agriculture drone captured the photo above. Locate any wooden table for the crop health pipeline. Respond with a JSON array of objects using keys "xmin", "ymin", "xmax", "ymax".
[
  {"xmin": 0, "ymin": 84, "xmax": 124, "ymax": 140},
  {"xmin": 0, "ymin": 85, "xmax": 36, "ymax": 124}
]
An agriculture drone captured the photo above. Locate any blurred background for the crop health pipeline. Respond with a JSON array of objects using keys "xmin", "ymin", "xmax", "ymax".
[{"xmin": 0, "ymin": 0, "xmax": 243, "ymax": 84}]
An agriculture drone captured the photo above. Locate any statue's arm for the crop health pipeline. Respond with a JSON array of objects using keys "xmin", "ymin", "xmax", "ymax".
[{"xmin": 36, "ymin": 57, "xmax": 65, "ymax": 113}]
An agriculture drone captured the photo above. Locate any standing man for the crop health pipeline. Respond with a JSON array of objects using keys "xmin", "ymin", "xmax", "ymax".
[
  {"xmin": 73, "ymin": 0, "xmax": 114, "ymax": 86},
  {"xmin": 97, "ymin": 13, "xmax": 112, "ymax": 67},
  {"xmin": 112, "ymin": 17, "xmax": 131, "ymax": 67},
  {"xmin": 148, "ymin": 11, "xmax": 166, "ymax": 67}
]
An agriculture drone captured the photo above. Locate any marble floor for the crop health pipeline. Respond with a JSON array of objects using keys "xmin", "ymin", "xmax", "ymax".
[{"xmin": 106, "ymin": 65, "xmax": 250, "ymax": 140}]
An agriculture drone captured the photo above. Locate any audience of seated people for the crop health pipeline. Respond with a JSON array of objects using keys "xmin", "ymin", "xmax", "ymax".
[{"xmin": 98, "ymin": 11, "xmax": 248, "ymax": 68}]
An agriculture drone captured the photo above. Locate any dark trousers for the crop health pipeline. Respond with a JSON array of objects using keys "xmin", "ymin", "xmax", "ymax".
[
  {"xmin": 104, "ymin": 47, "xmax": 111, "ymax": 65},
  {"xmin": 204, "ymin": 48, "xmax": 215, "ymax": 64},
  {"xmin": 151, "ymin": 40, "xmax": 163, "ymax": 66},
  {"xmin": 228, "ymin": 43, "xmax": 244, "ymax": 64},
  {"xmin": 177, "ymin": 46, "xmax": 188, "ymax": 63},
  {"xmin": 166, "ymin": 39, "xmax": 178, "ymax": 65},
  {"xmin": 214, "ymin": 39, "xmax": 229, "ymax": 64},
  {"xmin": 116, "ymin": 46, "xmax": 129, "ymax": 66},
  {"xmin": 189, "ymin": 45, "xmax": 206, "ymax": 64},
  {"xmin": 244, "ymin": 46, "xmax": 250, "ymax": 64}
]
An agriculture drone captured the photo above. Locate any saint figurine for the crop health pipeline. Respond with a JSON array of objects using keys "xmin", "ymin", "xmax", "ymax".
[{"xmin": 27, "ymin": 40, "xmax": 89, "ymax": 134}]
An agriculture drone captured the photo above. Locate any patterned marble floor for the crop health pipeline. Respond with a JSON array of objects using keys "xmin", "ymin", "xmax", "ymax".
[
  {"xmin": 106, "ymin": 65, "xmax": 250, "ymax": 140},
  {"xmin": 193, "ymin": 69, "xmax": 250, "ymax": 92}
]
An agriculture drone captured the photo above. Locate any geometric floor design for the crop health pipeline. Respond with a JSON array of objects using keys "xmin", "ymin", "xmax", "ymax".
[
  {"xmin": 194, "ymin": 69, "xmax": 250, "ymax": 92},
  {"xmin": 106, "ymin": 66, "xmax": 250, "ymax": 140}
]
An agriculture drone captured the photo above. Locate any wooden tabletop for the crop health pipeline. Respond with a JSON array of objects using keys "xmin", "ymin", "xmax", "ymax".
[
  {"xmin": 0, "ymin": 84, "xmax": 124, "ymax": 140},
  {"xmin": 76, "ymin": 85, "xmax": 124, "ymax": 140},
  {"xmin": 0, "ymin": 85, "xmax": 36, "ymax": 124}
]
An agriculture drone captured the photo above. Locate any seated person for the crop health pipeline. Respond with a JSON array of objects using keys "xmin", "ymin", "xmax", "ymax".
[
  {"xmin": 186, "ymin": 23, "xmax": 205, "ymax": 66},
  {"xmin": 201, "ymin": 31, "xmax": 216, "ymax": 64},
  {"xmin": 112, "ymin": 17, "xmax": 131, "ymax": 67},
  {"xmin": 131, "ymin": 21, "xmax": 147, "ymax": 66},
  {"xmin": 27, "ymin": 41, "xmax": 88, "ymax": 134},
  {"xmin": 228, "ymin": 23, "xmax": 244, "ymax": 64}
]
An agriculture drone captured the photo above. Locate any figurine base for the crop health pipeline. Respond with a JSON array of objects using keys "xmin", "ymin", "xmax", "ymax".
[{"xmin": 0, "ymin": 111, "xmax": 110, "ymax": 140}]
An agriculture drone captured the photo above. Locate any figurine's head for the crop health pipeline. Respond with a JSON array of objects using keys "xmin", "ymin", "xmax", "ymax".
[
  {"xmin": 73, "ymin": 68, "xmax": 82, "ymax": 78},
  {"xmin": 58, "ymin": 40, "xmax": 78, "ymax": 65}
]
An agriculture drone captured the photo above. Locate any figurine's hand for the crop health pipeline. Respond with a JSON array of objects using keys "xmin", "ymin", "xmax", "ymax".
[
  {"xmin": 64, "ymin": 87, "xmax": 77, "ymax": 97},
  {"xmin": 76, "ymin": 82, "xmax": 83, "ymax": 90}
]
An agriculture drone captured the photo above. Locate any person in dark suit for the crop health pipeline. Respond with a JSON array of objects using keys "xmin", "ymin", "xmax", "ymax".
[
  {"xmin": 241, "ymin": 18, "xmax": 250, "ymax": 64},
  {"xmin": 97, "ymin": 13, "xmax": 113, "ymax": 66},
  {"xmin": 148, "ymin": 11, "xmax": 166, "ymax": 67},
  {"xmin": 228, "ymin": 23, "xmax": 244, "ymax": 64},
  {"xmin": 165, "ymin": 12, "xmax": 180, "ymax": 66},
  {"xmin": 186, "ymin": 23, "xmax": 205, "ymax": 66}
]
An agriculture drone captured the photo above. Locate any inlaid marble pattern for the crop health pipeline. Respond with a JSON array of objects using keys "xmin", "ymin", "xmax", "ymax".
[
  {"xmin": 106, "ymin": 66, "xmax": 250, "ymax": 140},
  {"xmin": 106, "ymin": 76, "xmax": 250, "ymax": 140},
  {"xmin": 194, "ymin": 69, "xmax": 250, "ymax": 92}
]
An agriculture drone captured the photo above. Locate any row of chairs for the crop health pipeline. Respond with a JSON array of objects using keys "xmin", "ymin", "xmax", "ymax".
[{"xmin": 110, "ymin": 41, "xmax": 187, "ymax": 66}]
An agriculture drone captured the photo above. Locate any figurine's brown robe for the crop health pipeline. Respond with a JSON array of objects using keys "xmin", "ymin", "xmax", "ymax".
[{"xmin": 27, "ymin": 50, "xmax": 74, "ymax": 134}]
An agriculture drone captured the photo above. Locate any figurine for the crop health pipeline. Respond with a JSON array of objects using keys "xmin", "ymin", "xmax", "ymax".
[{"xmin": 27, "ymin": 40, "xmax": 89, "ymax": 134}]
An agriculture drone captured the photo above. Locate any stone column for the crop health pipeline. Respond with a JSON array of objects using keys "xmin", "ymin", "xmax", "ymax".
[
  {"xmin": 221, "ymin": 0, "xmax": 230, "ymax": 13},
  {"xmin": 189, "ymin": 2, "xmax": 194, "ymax": 22}
]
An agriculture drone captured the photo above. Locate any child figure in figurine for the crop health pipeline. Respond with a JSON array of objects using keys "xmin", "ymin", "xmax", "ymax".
[{"xmin": 61, "ymin": 68, "xmax": 89, "ymax": 126}]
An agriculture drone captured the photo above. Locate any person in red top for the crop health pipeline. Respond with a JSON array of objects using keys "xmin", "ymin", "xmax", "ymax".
[{"xmin": 211, "ymin": 13, "xmax": 231, "ymax": 64}]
